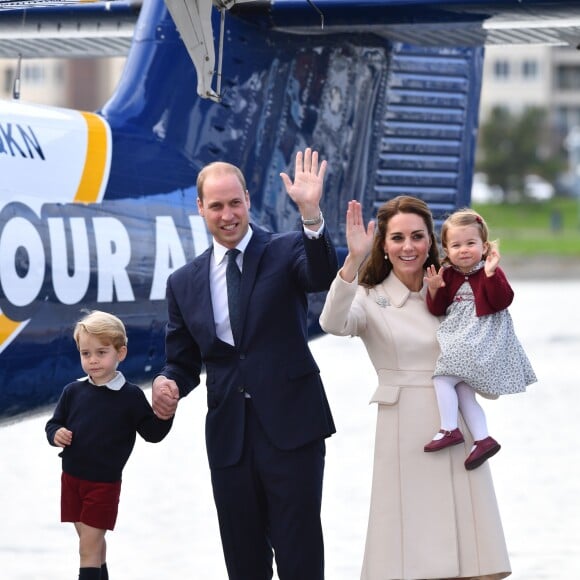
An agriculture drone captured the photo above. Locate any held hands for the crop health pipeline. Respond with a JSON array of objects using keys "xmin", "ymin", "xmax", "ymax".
[
  {"xmin": 152, "ymin": 376, "xmax": 180, "ymax": 420},
  {"xmin": 280, "ymin": 148, "xmax": 327, "ymax": 222},
  {"xmin": 54, "ymin": 427, "xmax": 73, "ymax": 448}
]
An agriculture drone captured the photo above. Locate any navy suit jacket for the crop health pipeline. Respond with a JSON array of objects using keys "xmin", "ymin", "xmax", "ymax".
[{"xmin": 160, "ymin": 225, "xmax": 338, "ymax": 469}]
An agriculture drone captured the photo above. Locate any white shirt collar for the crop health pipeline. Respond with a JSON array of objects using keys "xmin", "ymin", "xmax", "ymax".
[
  {"xmin": 81, "ymin": 371, "xmax": 126, "ymax": 391},
  {"xmin": 380, "ymin": 272, "xmax": 428, "ymax": 308},
  {"xmin": 213, "ymin": 226, "xmax": 253, "ymax": 266}
]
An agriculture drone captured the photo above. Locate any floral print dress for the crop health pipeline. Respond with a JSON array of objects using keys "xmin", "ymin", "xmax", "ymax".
[{"xmin": 433, "ymin": 263, "xmax": 537, "ymax": 398}]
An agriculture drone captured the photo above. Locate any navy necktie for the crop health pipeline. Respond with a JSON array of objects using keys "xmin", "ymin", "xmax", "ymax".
[{"xmin": 226, "ymin": 249, "xmax": 241, "ymax": 343}]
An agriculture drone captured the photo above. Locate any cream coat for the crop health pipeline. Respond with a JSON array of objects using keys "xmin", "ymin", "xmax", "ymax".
[{"xmin": 320, "ymin": 272, "xmax": 511, "ymax": 580}]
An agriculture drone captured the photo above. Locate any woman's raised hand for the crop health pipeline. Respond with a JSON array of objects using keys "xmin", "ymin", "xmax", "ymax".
[
  {"xmin": 346, "ymin": 200, "xmax": 374, "ymax": 259},
  {"xmin": 340, "ymin": 200, "xmax": 375, "ymax": 282}
]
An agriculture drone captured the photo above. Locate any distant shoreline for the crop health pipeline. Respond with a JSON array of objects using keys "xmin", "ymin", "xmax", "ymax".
[{"xmin": 501, "ymin": 255, "xmax": 580, "ymax": 280}]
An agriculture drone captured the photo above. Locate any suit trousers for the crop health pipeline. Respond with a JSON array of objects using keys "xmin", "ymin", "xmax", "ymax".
[{"xmin": 210, "ymin": 398, "xmax": 326, "ymax": 580}]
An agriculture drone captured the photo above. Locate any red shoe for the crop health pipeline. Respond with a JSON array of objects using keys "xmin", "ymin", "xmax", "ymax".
[
  {"xmin": 424, "ymin": 428, "xmax": 464, "ymax": 452},
  {"xmin": 464, "ymin": 436, "xmax": 501, "ymax": 470}
]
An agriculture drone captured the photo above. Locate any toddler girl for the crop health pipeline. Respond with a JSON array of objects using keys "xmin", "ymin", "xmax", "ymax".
[{"xmin": 424, "ymin": 208, "xmax": 536, "ymax": 469}]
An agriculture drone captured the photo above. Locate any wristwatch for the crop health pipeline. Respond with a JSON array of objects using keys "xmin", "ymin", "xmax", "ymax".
[{"xmin": 301, "ymin": 211, "xmax": 323, "ymax": 226}]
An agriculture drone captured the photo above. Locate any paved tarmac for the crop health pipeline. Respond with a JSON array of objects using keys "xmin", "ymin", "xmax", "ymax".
[{"xmin": 0, "ymin": 278, "xmax": 578, "ymax": 579}]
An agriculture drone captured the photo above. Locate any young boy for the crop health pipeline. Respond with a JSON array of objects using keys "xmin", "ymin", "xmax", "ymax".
[{"xmin": 45, "ymin": 310, "xmax": 173, "ymax": 580}]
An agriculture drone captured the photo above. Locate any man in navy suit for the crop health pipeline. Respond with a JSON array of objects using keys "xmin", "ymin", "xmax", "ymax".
[{"xmin": 152, "ymin": 148, "xmax": 337, "ymax": 579}]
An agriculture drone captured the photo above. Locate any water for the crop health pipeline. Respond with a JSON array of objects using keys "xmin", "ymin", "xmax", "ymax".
[{"xmin": 1, "ymin": 280, "xmax": 578, "ymax": 579}]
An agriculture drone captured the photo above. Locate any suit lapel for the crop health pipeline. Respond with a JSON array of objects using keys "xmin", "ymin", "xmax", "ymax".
[
  {"xmin": 238, "ymin": 226, "xmax": 269, "ymax": 338},
  {"xmin": 192, "ymin": 248, "xmax": 219, "ymax": 342}
]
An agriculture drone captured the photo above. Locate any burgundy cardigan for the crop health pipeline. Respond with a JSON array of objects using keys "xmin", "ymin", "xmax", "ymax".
[{"xmin": 426, "ymin": 265, "xmax": 514, "ymax": 317}]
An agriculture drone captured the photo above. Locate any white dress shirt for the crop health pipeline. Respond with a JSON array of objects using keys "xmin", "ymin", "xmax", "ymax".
[{"xmin": 210, "ymin": 228, "xmax": 253, "ymax": 345}]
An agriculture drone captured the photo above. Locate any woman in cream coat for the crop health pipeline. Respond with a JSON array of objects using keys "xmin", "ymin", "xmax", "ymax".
[{"xmin": 320, "ymin": 197, "xmax": 511, "ymax": 580}]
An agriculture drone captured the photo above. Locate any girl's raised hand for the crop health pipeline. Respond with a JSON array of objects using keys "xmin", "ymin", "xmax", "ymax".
[
  {"xmin": 485, "ymin": 247, "xmax": 500, "ymax": 276},
  {"xmin": 424, "ymin": 264, "xmax": 445, "ymax": 292}
]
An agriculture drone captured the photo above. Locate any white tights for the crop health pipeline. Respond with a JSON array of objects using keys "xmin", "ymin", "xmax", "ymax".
[{"xmin": 432, "ymin": 375, "xmax": 489, "ymax": 441}]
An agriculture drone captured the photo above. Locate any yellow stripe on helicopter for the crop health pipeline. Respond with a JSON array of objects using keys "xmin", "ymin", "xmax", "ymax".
[
  {"xmin": 0, "ymin": 314, "xmax": 23, "ymax": 350},
  {"xmin": 75, "ymin": 112, "xmax": 111, "ymax": 204}
]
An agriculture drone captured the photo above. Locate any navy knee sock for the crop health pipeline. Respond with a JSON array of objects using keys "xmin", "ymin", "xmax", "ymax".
[{"xmin": 78, "ymin": 567, "xmax": 101, "ymax": 580}]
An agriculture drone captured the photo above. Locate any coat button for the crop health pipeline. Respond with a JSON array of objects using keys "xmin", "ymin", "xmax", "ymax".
[{"xmin": 238, "ymin": 386, "xmax": 245, "ymax": 393}]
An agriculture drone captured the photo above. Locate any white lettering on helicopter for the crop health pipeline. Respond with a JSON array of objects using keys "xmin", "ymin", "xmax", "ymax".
[{"xmin": 0, "ymin": 211, "xmax": 209, "ymax": 312}]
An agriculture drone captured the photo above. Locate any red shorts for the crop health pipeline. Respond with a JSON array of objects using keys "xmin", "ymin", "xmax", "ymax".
[{"xmin": 61, "ymin": 472, "xmax": 122, "ymax": 530}]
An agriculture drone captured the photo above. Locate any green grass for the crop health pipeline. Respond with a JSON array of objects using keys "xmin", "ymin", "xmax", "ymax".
[{"xmin": 472, "ymin": 197, "xmax": 580, "ymax": 256}]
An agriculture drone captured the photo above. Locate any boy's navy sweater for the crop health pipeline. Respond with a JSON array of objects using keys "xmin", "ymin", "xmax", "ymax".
[{"xmin": 45, "ymin": 378, "xmax": 173, "ymax": 482}]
